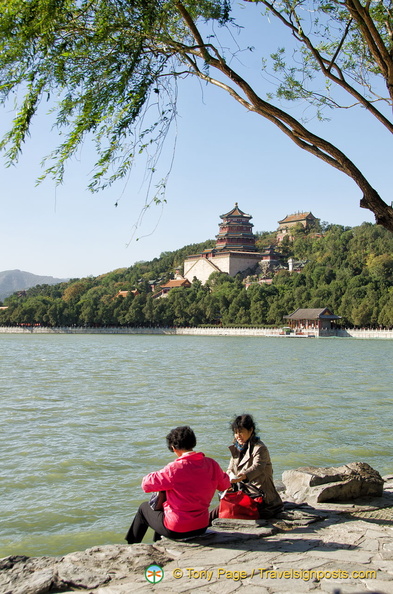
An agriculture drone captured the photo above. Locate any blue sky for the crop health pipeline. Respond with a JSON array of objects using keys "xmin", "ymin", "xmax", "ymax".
[{"xmin": 1, "ymin": 2, "xmax": 389, "ymax": 279}]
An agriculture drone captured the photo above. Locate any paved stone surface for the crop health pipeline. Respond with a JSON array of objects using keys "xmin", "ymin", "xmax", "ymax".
[{"xmin": 1, "ymin": 480, "xmax": 392, "ymax": 594}]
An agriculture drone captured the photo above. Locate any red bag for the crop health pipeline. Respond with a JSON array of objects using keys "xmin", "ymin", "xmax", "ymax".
[{"xmin": 218, "ymin": 491, "xmax": 263, "ymax": 520}]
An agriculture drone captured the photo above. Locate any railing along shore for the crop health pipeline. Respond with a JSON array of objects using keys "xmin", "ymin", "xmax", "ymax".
[{"xmin": 0, "ymin": 326, "xmax": 393, "ymax": 339}]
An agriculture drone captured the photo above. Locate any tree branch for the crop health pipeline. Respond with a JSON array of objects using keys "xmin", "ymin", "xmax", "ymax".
[
  {"xmin": 174, "ymin": 1, "xmax": 212, "ymax": 63},
  {"xmin": 326, "ymin": 18, "xmax": 353, "ymax": 73},
  {"xmin": 174, "ymin": 1, "xmax": 393, "ymax": 231},
  {"xmin": 257, "ymin": 0, "xmax": 393, "ymax": 133},
  {"xmin": 344, "ymin": 0, "xmax": 393, "ymax": 100}
]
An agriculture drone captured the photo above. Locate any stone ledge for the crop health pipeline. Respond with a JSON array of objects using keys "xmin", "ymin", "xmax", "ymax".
[{"xmin": 2, "ymin": 479, "xmax": 392, "ymax": 594}]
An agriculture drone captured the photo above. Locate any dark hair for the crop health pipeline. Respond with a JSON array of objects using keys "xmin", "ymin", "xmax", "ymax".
[
  {"xmin": 230, "ymin": 414, "xmax": 257, "ymax": 435},
  {"xmin": 166, "ymin": 426, "xmax": 196, "ymax": 452}
]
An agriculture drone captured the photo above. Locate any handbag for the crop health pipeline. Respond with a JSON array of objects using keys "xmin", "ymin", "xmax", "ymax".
[
  {"xmin": 149, "ymin": 491, "xmax": 166, "ymax": 511},
  {"xmin": 218, "ymin": 490, "xmax": 263, "ymax": 520}
]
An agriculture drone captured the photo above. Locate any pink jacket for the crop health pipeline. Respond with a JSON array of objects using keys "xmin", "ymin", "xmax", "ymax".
[{"xmin": 142, "ymin": 452, "xmax": 230, "ymax": 532}]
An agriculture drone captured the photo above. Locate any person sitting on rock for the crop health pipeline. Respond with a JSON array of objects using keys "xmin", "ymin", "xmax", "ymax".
[
  {"xmin": 210, "ymin": 414, "xmax": 283, "ymax": 522},
  {"xmin": 125, "ymin": 425, "xmax": 230, "ymax": 543}
]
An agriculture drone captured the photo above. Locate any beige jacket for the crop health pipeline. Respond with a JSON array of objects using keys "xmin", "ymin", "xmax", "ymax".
[{"xmin": 227, "ymin": 438, "xmax": 283, "ymax": 512}]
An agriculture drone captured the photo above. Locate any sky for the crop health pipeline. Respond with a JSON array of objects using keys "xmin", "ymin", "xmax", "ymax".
[{"xmin": 1, "ymin": 3, "xmax": 390, "ymax": 280}]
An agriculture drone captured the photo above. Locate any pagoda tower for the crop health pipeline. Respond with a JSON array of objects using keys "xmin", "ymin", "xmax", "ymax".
[
  {"xmin": 215, "ymin": 203, "xmax": 257, "ymax": 252},
  {"xmin": 183, "ymin": 203, "xmax": 262, "ymax": 284}
]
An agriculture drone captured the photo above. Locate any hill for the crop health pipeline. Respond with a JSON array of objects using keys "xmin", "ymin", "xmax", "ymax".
[
  {"xmin": 0, "ymin": 270, "xmax": 68, "ymax": 301},
  {"xmin": 0, "ymin": 226, "xmax": 392, "ymax": 327}
]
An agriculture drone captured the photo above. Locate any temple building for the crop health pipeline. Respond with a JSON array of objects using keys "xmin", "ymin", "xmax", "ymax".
[
  {"xmin": 260, "ymin": 245, "xmax": 283, "ymax": 266},
  {"xmin": 277, "ymin": 211, "xmax": 318, "ymax": 242},
  {"xmin": 184, "ymin": 203, "xmax": 262, "ymax": 284},
  {"xmin": 152, "ymin": 278, "xmax": 191, "ymax": 299},
  {"xmin": 215, "ymin": 202, "xmax": 257, "ymax": 251}
]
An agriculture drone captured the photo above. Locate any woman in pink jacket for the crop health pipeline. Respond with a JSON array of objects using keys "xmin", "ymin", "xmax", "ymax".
[{"xmin": 125, "ymin": 426, "xmax": 230, "ymax": 543}]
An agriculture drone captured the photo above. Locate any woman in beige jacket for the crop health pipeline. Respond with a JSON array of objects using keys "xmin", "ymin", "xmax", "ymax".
[{"xmin": 227, "ymin": 414, "xmax": 283, "ymax": 518}]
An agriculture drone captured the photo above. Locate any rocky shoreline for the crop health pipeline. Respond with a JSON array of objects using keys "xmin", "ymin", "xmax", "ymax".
[{"xmin": 2, "ymin": 468, "xmax": 392, "ymax": 594}]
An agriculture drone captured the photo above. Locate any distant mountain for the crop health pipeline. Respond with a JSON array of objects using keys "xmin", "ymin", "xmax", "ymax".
[{"xmin": 0, "ymin": 270, "xmax": 68, "ymax": 301}]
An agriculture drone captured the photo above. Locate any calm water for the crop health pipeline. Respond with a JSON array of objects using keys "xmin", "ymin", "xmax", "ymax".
[{"xmin": 1, "ymin": 334, "xmax": 392, "ymax": 558}]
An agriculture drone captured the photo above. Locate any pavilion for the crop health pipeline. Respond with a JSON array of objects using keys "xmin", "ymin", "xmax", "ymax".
[{"xmin": 283, "ymin": 307, "xmax": 341, "ymax": 331}]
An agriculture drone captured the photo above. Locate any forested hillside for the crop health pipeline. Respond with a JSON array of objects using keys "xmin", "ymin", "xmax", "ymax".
[{"xmin": 1, "ymin": 224, "xmax": 392, "ymax": 328}]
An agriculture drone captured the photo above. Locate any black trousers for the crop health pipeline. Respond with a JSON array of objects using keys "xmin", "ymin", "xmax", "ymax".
[{"xmin": 125, "ymin": 501, "xmax": 208, "ymax": 543}]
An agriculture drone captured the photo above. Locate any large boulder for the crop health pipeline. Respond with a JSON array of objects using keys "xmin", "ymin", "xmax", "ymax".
[
  {"xmin": 0, "ymin": 545, "xmax": 173, "ymax": 594},
  {"xmin": 282, "ymin": 462, "xmax": 384, "ymax": 504}
]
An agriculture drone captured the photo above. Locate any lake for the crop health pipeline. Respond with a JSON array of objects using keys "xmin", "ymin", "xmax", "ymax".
[{"xmin": 1, "ymin": 333, "xmax": 392, "ymax": 558}]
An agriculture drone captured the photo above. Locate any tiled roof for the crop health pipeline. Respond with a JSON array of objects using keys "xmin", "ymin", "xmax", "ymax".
[
  {"xmin": 278, "ymin": 212, "xmax": 314, "ymax": 224},
  {"xmin": 284, "ymin": 308, "xmax": 341, "ymax": 320},
  {"xmin": 117, "ymin": 289, "xmax": 139, "ymax": 298},
  {"xmin": 220, "ymin": 202, "xmax": 251, "ymax": 219},
  {"xmin": 160, "ymin": 279, "xmax": 191, "ymax": 289}
]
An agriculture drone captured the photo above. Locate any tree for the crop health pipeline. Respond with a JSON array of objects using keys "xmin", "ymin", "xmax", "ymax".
[
  {"xmin": 124, "ymin": 293, "xmax": 147, "ymax": 325},
  {"xmin": 1, "ymin": 1, "xmax": 392, "ymax": 229},
  {"xmin": 225, "ymin": 289, "xmax": 251, "ymax": 324},
  {"xmin": 78, "ymin": 286, "xmax": 108, "ymax": 325},
  {"xmin": 248, "ymin": 283, "xmax": 272, "ymax": 324},
  {"xmin": 367, "ymin": 253, "xmax": 393, "ymax": 282},
  {"xmin": 378, "ymin": 288, "xmax": 393, "ymax": 326},
  {"xmin": 62, "ymin": 280, "xmax": 93, "ymax": 303}
]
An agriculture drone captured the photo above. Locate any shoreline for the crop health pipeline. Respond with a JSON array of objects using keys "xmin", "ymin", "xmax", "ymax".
[
  {"xmin": 2, "ymin": 476, "xmax": 393, "ymax": 593},
  {"xmin": 1, "ymin": 325, "xmax": 393, "ymax": 339}
]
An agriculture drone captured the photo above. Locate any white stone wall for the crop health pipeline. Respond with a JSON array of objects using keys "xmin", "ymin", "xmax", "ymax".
[
  {"xmin": 184, "ymin": 252, "xmax": 261, "ymax": 283},
  {"xmin": 1, "ymin": 327, "xmax": 393, "ymax": 339},
  {"xmin": 208, "ymin": 254, "xmax": 230, "ymax": 274},
  {"xmin": 0, "ymin": 326, "xmax": 282, "ymax": 336},
  {"xmin": 227, "ymin": 254, "xmax": 262, "ymax": 276},
  {"xmin": 183, "ymin": 257, "xmax": 222, "ymax": 284},
  {"xmin": 321, "ymin": 328, "xmax": 393, "ymax": 339}
]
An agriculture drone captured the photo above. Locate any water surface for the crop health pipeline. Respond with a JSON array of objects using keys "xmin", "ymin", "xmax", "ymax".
[{"xmin": 1, "ymin": 334, "xmax": 391, "ymax": 557}]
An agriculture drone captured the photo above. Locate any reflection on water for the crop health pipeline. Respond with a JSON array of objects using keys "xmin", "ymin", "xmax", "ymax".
[{"xmin": 1, "ymin": 334, "xmax": 392, "ymax": 557}]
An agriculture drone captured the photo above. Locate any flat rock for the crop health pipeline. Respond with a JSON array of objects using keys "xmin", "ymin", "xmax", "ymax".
[
  {"xmin": 212, "ymin": 517, "xmax": 276, "ymax": 533},
  {"xmin": 0, "ymin": 545, "xmax": 173, "ymax": 594},
  {"xmin": 282, "ymin": 462, "xmax": 384, "ymax": 504}
]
